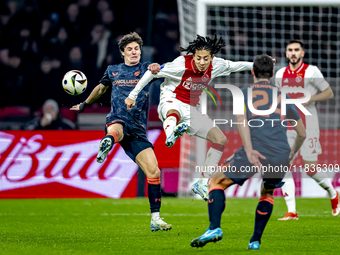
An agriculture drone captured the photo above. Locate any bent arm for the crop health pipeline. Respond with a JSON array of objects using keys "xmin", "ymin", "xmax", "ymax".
[
  {"xmin": 236, "ymin": 114, "xmax": 266, "ymax": 168},
  {"xmin": 236, "ymin": 114, "xmax": 253, "ymax": 153},
  {"xmin": 310, "ymin": 86, "xmax": 334, "ymax": 102},
  {"xmin": 85, "ymin": 83, "xmax": 109, "ymax": 104},
  {"xmin": 128, "ymin": 70, "xmax": 156, "ymax": 100},
  {"xmin": 290, "ymin": 118, "xmax": 306, "ymax": 158},
  {"xmin": 228, "ymin": 61, "xmax": 253, "ymax": 72}
]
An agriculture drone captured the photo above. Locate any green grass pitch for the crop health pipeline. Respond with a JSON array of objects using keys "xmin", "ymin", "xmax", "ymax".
[{"xmin": 0, "ymin": 198, "xmax": 339, "ymax": 255}]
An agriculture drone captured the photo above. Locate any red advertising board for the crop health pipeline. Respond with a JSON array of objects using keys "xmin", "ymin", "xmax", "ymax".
[{"xmin": 0, "ymin": 130, "xmax": 179, "ymax": 199}]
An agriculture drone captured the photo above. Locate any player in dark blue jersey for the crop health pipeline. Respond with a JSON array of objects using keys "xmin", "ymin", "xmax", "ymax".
[
  {"xmin": 71, "ymin": 32, "xmax": 171, "ymax": 232},
  {"xmin": 190, "ymin": 55, "xmax": 306, "ymax": 249}
]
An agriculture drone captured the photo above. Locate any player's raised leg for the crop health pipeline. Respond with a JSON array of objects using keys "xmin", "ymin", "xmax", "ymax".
[
  {"xmin": 163, "ymin": 110, "xmax": 188, "ymax": 148},
  {"xmin": 191, "ymin": 172, "xmax": 233, "ymax": 248},
  {"xmin": 248, "ymin": 184, "xmax": 275, "ymax": 250},
  {"xmin": 97, "ymin": 123, "xmax": 124, "ymax": 163},
  {"xmin": 304, "ymin": 160, "xmax": 340, "ymax": 216},
  {"xmin": 192, "ymin": 127, "xmax": 227, "ymax": 201},
  {"xmin": 135, "ymin": 148, "xmax": 172, "ymax": 232}
]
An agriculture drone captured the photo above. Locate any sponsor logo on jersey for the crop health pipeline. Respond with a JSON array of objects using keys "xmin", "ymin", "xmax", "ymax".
[
  {"xmin": 182, "ymin": 77, "xmax": 206, "ymax": 90},
  {"xmin": 284, "ymin": 78, "xmax": 289, "ymax": 83},
  {"xmin": 112, "ymin": 72, "xmax": 118, "ymax": 76},
  {"xmin": 134, "ymin": 71, "xmax": 140, "ymax": 76},
  {"xmin": 112, "ymin": 79, "xmax": 140, "ymax": 86}
]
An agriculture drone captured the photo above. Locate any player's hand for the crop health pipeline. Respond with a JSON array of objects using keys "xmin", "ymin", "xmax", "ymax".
[
  {"xmin": 246, "ymin": 149, "xmax": 266, "ymax": 170},
  {"xmin": 70, "ymin": 104, "xmax": 80, "ymax": 111},
  {"xmin": 288, "ymin": 150, "xmax": 296, "ymax": 165},
  {"xmin": 302, "ymin": 99, "xmax": 313, "ymax": 107},
  {"xmin": 70, "ymin": 101, "xmax": 88, "ymax": 113},
  {"xmin": 125, "ymin": 97, "xmax": 136, "ymax": 110},
  {"xmin": 269, "ymin": 56, "xmax": 276, "ymax": 65},
  {"xmin": 148, "ymin": 63, "xmax": 160, "ymax": 74}
]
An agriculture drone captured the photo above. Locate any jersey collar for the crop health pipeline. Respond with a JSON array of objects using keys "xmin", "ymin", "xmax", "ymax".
[
  {"xmin": 286, "ymin": 62, "xmax": 305, "ymax": 74},
  {"xmin": 254, "ymin": 81, "xmax": 271, "ymax": 85}
]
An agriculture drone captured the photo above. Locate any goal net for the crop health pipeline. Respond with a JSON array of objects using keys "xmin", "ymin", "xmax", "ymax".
[{"xmin": 177, "ymin": 0, "xmax": 340, "ymax": 198}]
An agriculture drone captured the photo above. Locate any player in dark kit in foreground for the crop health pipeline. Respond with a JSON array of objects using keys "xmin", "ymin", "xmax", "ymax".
[
  {"xmin": 71, "ymin": 32, "xmax": 171, "ymax": 232},
  {"xmin": 190, "ymin": 55, "xmax": 306, "ymax": 249}
]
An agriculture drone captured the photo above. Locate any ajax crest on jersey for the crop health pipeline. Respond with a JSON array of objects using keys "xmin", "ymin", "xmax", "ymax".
[{"xmin": 62, "ymin": 70, "xmax": 87, "ymax": 95}]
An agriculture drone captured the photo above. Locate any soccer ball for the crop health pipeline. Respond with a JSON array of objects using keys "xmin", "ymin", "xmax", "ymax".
[{"xmin": 62, "ymin": 70, "xmax": 87, "ymax": 95}]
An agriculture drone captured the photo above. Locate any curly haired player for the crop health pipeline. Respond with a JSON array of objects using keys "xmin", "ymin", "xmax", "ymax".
[{"xmin": 125, "ymin": 35, "xmax": 254, "ymax": 201}]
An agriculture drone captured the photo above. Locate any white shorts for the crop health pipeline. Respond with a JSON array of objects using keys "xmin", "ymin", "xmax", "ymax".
[
  {"xmin": 157, "ymin": 97, "xmax": 214, "ymax": 139},
  {"xmin": 287, "ymin": 129, "xmax": 322, "ymax": 162}
]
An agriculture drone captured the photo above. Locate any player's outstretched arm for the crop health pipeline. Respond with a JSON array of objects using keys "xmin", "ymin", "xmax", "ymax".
[
  {"xmin": 125, "ymin": 62, "xmax": 162, "ymax": 109},
  {"xmin": 236, "ymin": 114, "xmax": 266, "ymax": 170},
  {"xmin": 127, "ymin": 71, "xmax": 158, "ymax": 101},
  {"xmin": 289, "ymin": 118, "xmax": 306, "ymax": 163},
  {"xmin": 70, "ymin": 83, "xmax": 108, "ymax": 113},
  {"xmin": 222, "ymin": 56, "xmax": 275, "ymax": 75},
  {"xmin": 148, "ymin": 63, "xmax": 161, "ymax": 74}
]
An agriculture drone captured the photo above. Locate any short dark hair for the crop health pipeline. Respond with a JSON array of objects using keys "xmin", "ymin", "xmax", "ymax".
[
  {"xmin": 286, "ymin": 40, "xmax": 304, "ymax": 49},
  {"xmin": 179, "ymin": 34, "xmax": 226, "ymax": 56},
  {"xmin": 118, "ymin": 32, "xmax": 143, "ymax": 52},
  {"xmin": 253, "ymin": 54, "xmax": 274, "ymax": 79}
]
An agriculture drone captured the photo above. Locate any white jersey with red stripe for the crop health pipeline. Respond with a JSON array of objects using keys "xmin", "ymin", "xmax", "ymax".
[
  {"xmin": 275, "ymin": 63, "xmax": 330, "ymax": 130},
  {"xmin": 128, "ymin": 55, "xmax": 253, "ymax": 106}
]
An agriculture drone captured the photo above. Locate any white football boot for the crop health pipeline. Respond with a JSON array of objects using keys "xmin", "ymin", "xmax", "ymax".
[
  {"xmin": 150, "ymin": 217, "xmax": 172, "ymax": 232},
  {"xmin": 191, "ymin": 179, "xmax": 209, "ymax": 201},
  {"xmin": 165, "ymin": 123, "xmax": 188, "ymax": 148},
  {"xmin": 96, "ymin": 137, "xmax": 113, "ymax": 163}
]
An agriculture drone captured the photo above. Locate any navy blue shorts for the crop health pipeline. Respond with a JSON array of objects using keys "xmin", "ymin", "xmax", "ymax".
[
  {"xmin": 221, "ymin": 147, "xmax": 290, "ymax": 189},
  {"xmin": 105, "ymin": 115, "xmax": 153, "ymax": 161}
]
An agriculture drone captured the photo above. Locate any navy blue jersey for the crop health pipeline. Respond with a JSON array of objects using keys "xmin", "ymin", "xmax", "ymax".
[
  {"xmin": 241, "ymin": 81, "xmax": 301, "ymax": 156},
  {"xmin": 99, "ymin": 62, "xmax": 152, "ymax": 131}
]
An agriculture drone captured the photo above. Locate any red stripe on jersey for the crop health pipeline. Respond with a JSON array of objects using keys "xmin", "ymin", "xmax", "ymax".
[
  {"xmin": 282, "ymin": 63, "xmax": 309, "ymax": 129},
  {"xmin": 173, "ymin": 55, "xmax": 212, "ymax": 106}
]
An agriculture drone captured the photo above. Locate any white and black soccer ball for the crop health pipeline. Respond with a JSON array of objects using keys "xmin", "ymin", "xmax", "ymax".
[{"xmin": 62, "ymin": 70, "xmax": 87, "ymax": 95}]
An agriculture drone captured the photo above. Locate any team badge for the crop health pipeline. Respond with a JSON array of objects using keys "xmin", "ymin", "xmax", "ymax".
[
  {"xmin": 295, "ymin": 76, "xmax": 302, "ymax": 83},
  {"xmin": 134, "ymin": 71, "xmax": 140, "ymax": 76},
  {"xmin": 202, "ymin": 74, "xmax": 209, "ymax": 82},
  {"xmin": 112, "ymin": 72, "xmax": 118, "ymax": 76}
]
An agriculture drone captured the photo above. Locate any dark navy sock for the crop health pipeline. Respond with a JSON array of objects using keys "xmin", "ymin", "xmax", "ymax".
[
  {"xmin": 250, "ymin": 197, "xmax": 274, "ymax": 244},
  {"xmin": 147, "ymin": 179, "xmax": 161, "ymax": 213},
  {"xmin": 208, "ymin": 189, "xmax": 226, "ymax": 230}
]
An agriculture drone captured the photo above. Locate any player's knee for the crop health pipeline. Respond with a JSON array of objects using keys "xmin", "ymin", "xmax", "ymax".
[
  {"xmin": 107, "ymin": 125, "xmax": 124, "ymax": 141},
  {"xmin": 306, "ymin": 169, "xmax": 317, "ymax": 177},
  {"xmin": 208, "ymin": 128, "xmax": 227, "ymax": 145},
  {"xmin": 219, "ymin": 135, "xmax": 227, "ymax": 145},
  {"xmin": 208, "ymin": 176, "xmax": 232, "ymax": 190},
  {"xmin": 145, "ymin": 165, "xmax": 160, "ymax": 178}
]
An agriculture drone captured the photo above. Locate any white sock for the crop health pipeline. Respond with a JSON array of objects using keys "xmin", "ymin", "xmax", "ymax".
[
  {"xmin": 163, "ymin": 116, "xmax": 177, "ymax": 138},
  {"xmin": 310, "ymin": 171, "xmax": 337, "ymax": 199},
  {"xmin": 281, "ymin": 171, "xmax": 296, "ymax": 214},
  {"xmin": 151, "ymin": 212, "xmax": 160, "ymax": 220},
  {"xmin": 201, "ymin": 147, "xmax": 223, "ymax": 178}
]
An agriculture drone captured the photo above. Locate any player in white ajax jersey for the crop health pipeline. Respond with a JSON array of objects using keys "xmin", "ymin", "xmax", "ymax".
[
  {"xmin": 275, "ymin": 40, "xmax": 339, "ymax": 219},
  {"xmin": 125, "ymin": 35, "xmax": 253, "ymax": 201}
]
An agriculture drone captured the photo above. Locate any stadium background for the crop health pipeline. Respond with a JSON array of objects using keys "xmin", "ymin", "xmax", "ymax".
[{"xmin": 0, "ymin": 0, "xmax": 339, "ymax": 199}]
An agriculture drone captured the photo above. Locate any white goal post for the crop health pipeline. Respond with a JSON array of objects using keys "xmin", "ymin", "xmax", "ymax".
[{"xmin": 176, "ymin": 0, "xmax": 340, "ymax": 198}]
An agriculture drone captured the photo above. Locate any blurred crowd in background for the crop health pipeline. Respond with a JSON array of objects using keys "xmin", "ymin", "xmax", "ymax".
[{"xmin": 0, "ymin": 0, "xmax": 180, "ymax": 129}]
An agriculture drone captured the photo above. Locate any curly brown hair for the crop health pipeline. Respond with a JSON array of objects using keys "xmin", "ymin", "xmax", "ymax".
[{"xmin": 118, "ymin": 32, "xmax": 143, "ymax": 52}]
